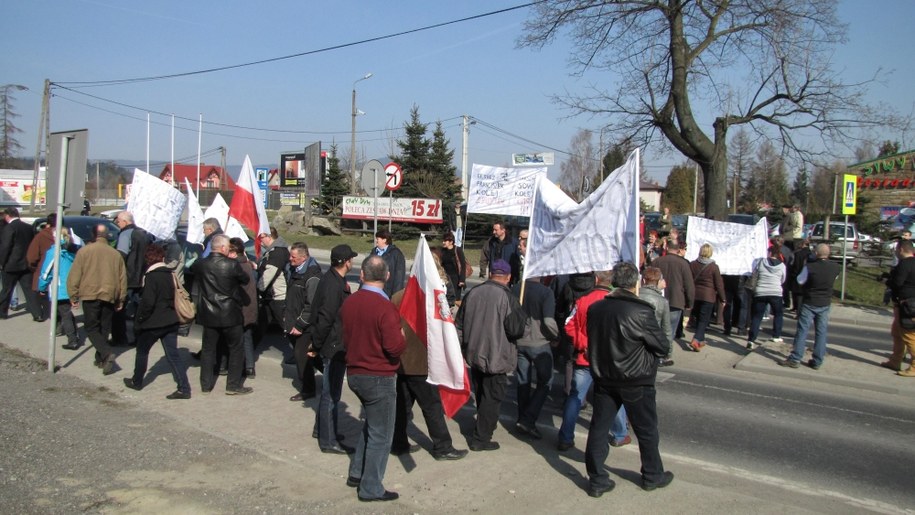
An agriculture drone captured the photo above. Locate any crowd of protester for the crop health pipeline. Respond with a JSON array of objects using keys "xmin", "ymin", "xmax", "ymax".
[{"xmin": 2, "ymin": 206, "xmax": 914, "ymax": 501}]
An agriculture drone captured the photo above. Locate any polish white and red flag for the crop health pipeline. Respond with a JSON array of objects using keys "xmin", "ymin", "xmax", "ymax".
[
  {"xmin": 399, "ymin": 236, "xmax": 470, "ymax": 418},
  {"xmin": 228, "ymin": 154, "xmax": 270, "ymax": 256}
]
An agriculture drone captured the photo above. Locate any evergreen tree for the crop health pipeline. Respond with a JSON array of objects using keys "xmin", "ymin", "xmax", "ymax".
[
  {"xmin": 319, "ymin": 143, "xmax": 349, "ymax": 214},
  {"xmin": 730, "ymin": 129, "xmax": 754, "ymax": 212},
  {"xmin": 428, "ymin": 121, "xmax": 462, "ymax": 226},
  {"xmin": 663, "ymin": 163, "xmax": 696, "ymax": 214},
  {"xmin": 391, "ymin": 105, "xmax": 432, "ymax": 200},
  {"xmin": 791, "ymin": 168, "xmax": 809, "ymax": 209}
]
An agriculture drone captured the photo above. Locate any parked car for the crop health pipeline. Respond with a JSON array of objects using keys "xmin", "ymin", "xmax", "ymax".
[
  {"xmin": 32, "ymin": 215, "xmax": 120, "ymax": 245},
  {"xmin": 727, "ymin": 213, "xmax": 759, "ymax": 226},
  {"xmin": 810, "ymin": 221, "xmax": 860, "ymax": 262}
]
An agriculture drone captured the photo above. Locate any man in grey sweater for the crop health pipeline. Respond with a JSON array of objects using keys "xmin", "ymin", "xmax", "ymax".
[{"xmin": 512, "ymin": 272, "xmax": 559, "ymax": 440}]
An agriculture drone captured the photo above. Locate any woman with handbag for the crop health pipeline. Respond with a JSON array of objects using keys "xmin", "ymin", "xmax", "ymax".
[
  {"xmin": 123, "ymin": 243, "xmax": 191, "ymax": 400},
  {"xmin": 746, "ymin": 246, "xmax": 787, "ymax": 350},
  {"xmin": 688, "ymin": 243, "xmax": 726, "ymax": 352},
  {"xmin": 441, "ymin": 232, "xmax": 467, "ymax": 300}
]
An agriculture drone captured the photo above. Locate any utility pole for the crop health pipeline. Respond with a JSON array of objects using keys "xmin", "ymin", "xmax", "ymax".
[
  {"xmin": 461, "ymin": 115, "xmax": 470, "ymax": 201},
  {"xmin": 30, "ymin": 79, "xmax": 50, "ymax": 214}
]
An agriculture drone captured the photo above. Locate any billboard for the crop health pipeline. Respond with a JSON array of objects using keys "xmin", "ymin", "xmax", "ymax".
[
  {"xmin": 280, "ymin": 142, "xmax": 324, "ymax": 195},
  {"xmin": 342, "ymin": 196, "xmax": 443, "ymax": 224}
]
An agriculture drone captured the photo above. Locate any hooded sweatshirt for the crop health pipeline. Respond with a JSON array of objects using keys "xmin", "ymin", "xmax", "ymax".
[{"xmin": 752, "ymin": 257, "xmax": 786, "ymax": 297}]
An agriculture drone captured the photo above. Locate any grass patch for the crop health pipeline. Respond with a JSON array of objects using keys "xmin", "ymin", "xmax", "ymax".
[
  {"xmin": 274, "ymin": 229, "xmax": 483, "ymax": 267},
  {"xmin": 835, "ymin": 265, "xmax": 888, "ymax": 306}
]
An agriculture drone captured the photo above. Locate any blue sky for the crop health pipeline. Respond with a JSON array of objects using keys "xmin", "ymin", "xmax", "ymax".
[{"xmin": 2, "ymin": 0, "xmax": 912, "ymax": 182}]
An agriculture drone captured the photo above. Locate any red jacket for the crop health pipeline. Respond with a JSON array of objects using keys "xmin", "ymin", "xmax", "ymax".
[
  {"xmin": 341, "ymin": 288, "xmax": 406, "ymax": 377},
  {"xmin": 564, "ymin": 286, "xmax": 612, "ymax": 367}
]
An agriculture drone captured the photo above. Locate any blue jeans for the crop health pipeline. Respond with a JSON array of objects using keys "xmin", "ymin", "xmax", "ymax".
[
  {"xmin": 748, "ymin": 296, "xmax": 784, "ymax": 342},
  {"xmin": 316, "ymin": 357, "xmax": 346, "ymax": 449},
  {"xmin": 516, "ymin": 344, "xmax": 553, "ymax": 427},
  {"xmin": 348, "ymin": 374, "xmax": 397, "ymax": 500},
  {"xmin": 558, "ymin": 366, "xmax": 628, "ymax": 445},
  {"xmin": 789, "ymin": 304, "xmax": 831, "ymax": 365},
  {"xmin": 133, "ymin": 324, "xmax": 190, "ymax": 394},
  {"xmin": 668, "ymin": 309, "xmax": 682, "ymax": 352},
  {"xmin": 586, "ymin": 383, "xmax": 665, "ymax": 490},
  {"xmin": 692, "ymin": 301, "xmax": 715, "ymax": 342}
]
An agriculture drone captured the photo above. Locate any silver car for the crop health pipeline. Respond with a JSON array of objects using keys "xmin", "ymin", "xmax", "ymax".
[{"xmin": 811, "ymin": 221, "xmax": 859, "ymax": 262}]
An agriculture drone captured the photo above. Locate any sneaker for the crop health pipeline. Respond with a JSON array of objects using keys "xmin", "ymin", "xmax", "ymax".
[
  {"xmin": 123, "ymin": 378, "xmax": 142, "ymax": 391},
  {"xmin": 779, "ymin": 359, "xmax": 800, "ymax": 368},
  {"xmin": 610, "ymin": 435, "xmax": 632, "ymax": 447},
  {"xmin": 689, "ymin": 340, "xmax": 702, "ymax": 352},
  {"xmin": 225, "ymin": 386, "xmax": 253, "ymax": 395},
  {"xmin": 658, "ymin": 358, "xmax": 674, "ymax": 367},
  {"xmin": 770, "ymin": 337, "xmax": 784, "ymax": 344},
  {"xmin": 642, "ymin": 471, "xmax": 675, "ymax": 492},
  {"xmin": 746, "ymin": 341, "xmax": 755, "ymax": 350},
  {"xmin": 166, "ymin": 390, "xmax": 191, "ymax": 400},
  {"xmin": 556, "ymin": 440, "xmax": 574, "ymax": 452},
  {"xmin": 807, "ymin": 359, "xmax": 821, "ymax": 370}
]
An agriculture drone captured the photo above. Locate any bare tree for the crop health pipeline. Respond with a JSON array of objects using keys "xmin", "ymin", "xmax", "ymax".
[
  {"xmin": 520, "ymin": 0, "xmax": 890, "ymax": 220},
  {"xmin": 559, "ymin": 129, "xmax": 597, "ymax": 201}
]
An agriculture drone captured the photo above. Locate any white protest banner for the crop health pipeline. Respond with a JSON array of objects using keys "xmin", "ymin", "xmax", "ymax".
[
  {"xmin": 342, "ymin": 196, "xmax": 443, "ymax": 224},
  {"xmin": 184, "ymin": 178, "xmax": 205, "ymax": 245},
  {"xmin": 524, "ymin": 150, "xmax": 639, "ymax": 278},
  {"xmin": 127, "ymin": 169, "xmax": 186, "ymax": 241},
  {"xmin": 466, "ymin": 164, "xmax": 546, "ymax": 217},
  {"xmin": 204, "ymin": 193, "xmax": 249, "ymax": 242},
  {"xmin": 685, "ymin": 216, "xmax": 769, "ymax": 275}
]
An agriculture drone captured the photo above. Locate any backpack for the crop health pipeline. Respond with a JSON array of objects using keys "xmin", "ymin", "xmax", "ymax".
[{"xmin": 172, "ymin": 272, "xmax": 196, "ymax": 324}]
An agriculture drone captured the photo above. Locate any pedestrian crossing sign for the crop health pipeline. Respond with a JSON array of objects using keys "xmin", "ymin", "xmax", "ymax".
[{"xmin": 842, "ymin": 174, "xmax": 857, "ymax": 215}]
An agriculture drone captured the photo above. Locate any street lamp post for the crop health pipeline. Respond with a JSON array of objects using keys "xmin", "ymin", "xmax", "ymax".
[{"xmin": 350, "ymin": 73, "xmax": 373, "ymax": 194}]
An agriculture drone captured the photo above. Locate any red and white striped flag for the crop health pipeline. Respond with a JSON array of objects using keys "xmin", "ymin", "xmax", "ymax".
[
  {"xmin": 399, "ymin": 236, "xmax": 470, "ymax": 418},
  {"xmin": 228, "ymin": 154, "xmax": 270, "ymax": 255}
]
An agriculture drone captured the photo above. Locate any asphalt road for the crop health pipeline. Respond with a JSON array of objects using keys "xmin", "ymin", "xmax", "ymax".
[{"xmin": 658, "ymin": 367, "xmax": 915, "ymax": 508}]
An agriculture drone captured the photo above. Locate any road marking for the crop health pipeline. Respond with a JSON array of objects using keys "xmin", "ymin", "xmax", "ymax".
[{"xmin": 668, "ymin": 378, "xmax": 915, "ymax": 425}]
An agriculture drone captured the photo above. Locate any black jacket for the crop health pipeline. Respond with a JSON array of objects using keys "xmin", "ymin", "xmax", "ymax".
[
  {"xmin": 890, "ymin": 256, "xmax": 915, "ymax": 303},
  {"xmin": 0, "ymin": 219, "xmax": 36, "ymax": 273},
  {"xmin": 802, "ymin": 258, "xmax": 840, "ymax": 307},
  {"xmin": 135, "ymin": 264, "xmax": 179, "ymax": 330},
  {"xmin": 586, "ymin": 289, "xmax": 669, "ymax": 387},
  {"xmin": 117, "ymin": 224, "xmax": 150, "ymax": 289},
  {"xmin": 284, "ymin": 257, "xmax": 322, "ymax": 333},
  {"xmin": 376, "ymin": 244, "xmax": 406, "ymax": 297},
  {"xmin": 191, "ymin": 253, "xmax": 250, "ymax": 327},
  {"xmin": 309, "ymin": 266, "xmax": 351, "ymax": 360}
]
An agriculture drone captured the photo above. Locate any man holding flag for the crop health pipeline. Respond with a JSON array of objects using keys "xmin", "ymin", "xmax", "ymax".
[{"xmin": 395, "ymin": 236, "xmax": 470, "ymax": 461}]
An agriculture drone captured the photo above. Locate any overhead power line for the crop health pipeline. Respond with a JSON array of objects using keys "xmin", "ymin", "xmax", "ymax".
[{"xmin": 53, "ymin": 2, "xmax": 543, "ymax": 88}]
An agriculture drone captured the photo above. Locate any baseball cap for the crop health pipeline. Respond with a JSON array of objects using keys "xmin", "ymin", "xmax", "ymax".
[
  {"xmin": 490, "ymin": 259, "xmax": 511, "ymax": 276},
  {"xmin": 330, "ymin": 244, "xmax": 358, "ymax": 265}
]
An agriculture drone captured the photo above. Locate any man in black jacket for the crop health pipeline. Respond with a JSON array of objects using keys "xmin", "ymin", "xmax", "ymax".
[
  {"xmin": 112, "ymin": 210, "xmax": 150, "ymax": 345},
  {"xmin": 285, "ymin": 242, "xmax": 322, "ymax": 401},
  {"xmin": 781, "ymin": 243, "xmax": 840, "ymax": 370},
  {"xmin": 584, "ymin": 261, "xmax": 673, "ymax": 497},
  {"xmin": 372, "ymin": 229, "xmax": 405, "ymax": 297},
  {"xmin": 0, "ymin": 207, "xmax": 38, "ymax": 320},
  {"xmin": 191, "ymin": 234, "xmax": 252, "ymax": 395},
  {"xmin": 309, "ymin": 244, "xmax": 357, "ymax": 454},
  {"xmin": 885, "ymin": 240, "xmax": 915, "ymax": 376}
]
